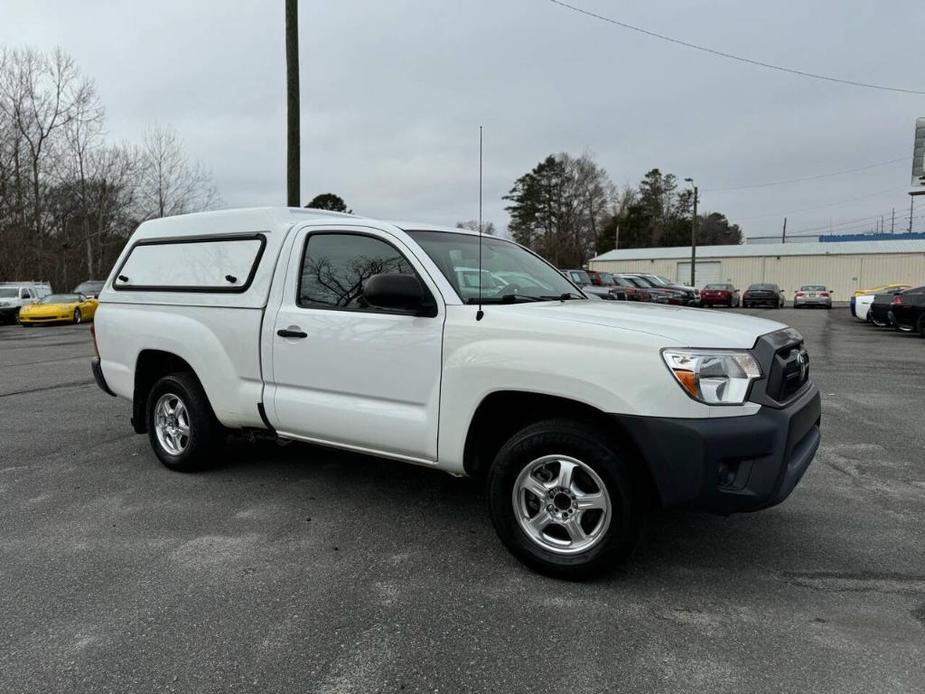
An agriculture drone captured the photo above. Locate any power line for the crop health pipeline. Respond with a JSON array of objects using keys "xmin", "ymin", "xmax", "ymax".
[
  {"xmin": 704, "ymin": 156, "xmax": 910, "ymax": 193},
  {"xmin": 787, "ymin": 212, "xmax": 925, "ymax": 237},
  {"xmin": 735, "ymin": 187, "xmax": 908, "ymax": 222},
  {"xmin": 785, "ymin": 208, "xmax": 907, "ymax": 235},
  {"xmin": 546, "ymin": 0, "xmax": 925, "ymax": 95},
  {"xmin": 748, "ymin": 213, "xmax": 925, "ymax": 240}
]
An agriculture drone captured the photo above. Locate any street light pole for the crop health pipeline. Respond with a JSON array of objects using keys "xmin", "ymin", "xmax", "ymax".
[{"xmin": 685, "ymin": 178, "xmax": 698, "ymax": 286}]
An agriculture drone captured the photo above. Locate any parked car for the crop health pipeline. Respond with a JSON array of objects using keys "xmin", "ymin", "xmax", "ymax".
[
  {"xmin": 19, "ymin": 292, "xmax": 97, "ymax": 325},
  {"xmin": 612, "ymin": 273, "xmax": 653, "ymax": 302},
  {"xmin": 560, "ymin": 269, "xmax": 622, "ymax": 301},
  {"xmin": 887, "ymin": 286, "xmax": 925, "ymax": 335},
  {"xmin": 0, "ymin": 282, "xmax": 52, "ymax": 324},
  {"xmin": 91, "ymin": 208, "xmax": 821, "ymax": 579},
  {"xmin": 584, "ymin": 271, "xmax": 627, "ymax": 301},
  {"xmin": 624, "ymin": 274, "xmax": 688, "ymax": 305},
  {"xmin": 853, "ymin": 293, "xmax": 876, "ymax": 322},
  {"xmin": 853, "ymin": 283, "xmax": 911, "ymax": 297},
  {"xmin": 743, "ymin": 283, "xmax": 785, "ymax": 308},
  {"xmin": 851, "ymin": 283, "xmax": 911, "ymax": 317},
  {"xmin": 700, "ymin": 283, "xmax": 740, "ymax": 308},
  {"xmin": 854, "ymin": 286, "xmax": 907, "ymax": 322},
  {"xmin": 868, "ymin": 292, "xmax": 899, "ymax": 328},
  {"xmin": 72, "ymin": 280, "xmax": 107, "ymax": 298},
  {"xmin": 793, "ymin": 285, "xmax": 832, "ymax": 309},
  {"xmin": 627, "ymin": 273, "xmax": 699, "ymax": 306}
]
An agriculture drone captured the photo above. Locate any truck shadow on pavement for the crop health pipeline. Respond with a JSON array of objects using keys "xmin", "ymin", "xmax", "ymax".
[{"xmin": 205, "ymin": 435, "xmax": 832, "ymax": 586}]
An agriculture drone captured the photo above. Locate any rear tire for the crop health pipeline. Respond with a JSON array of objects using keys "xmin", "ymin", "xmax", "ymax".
[
  {"xmin": 918, "ymin": 314, "xmax": 925, "ymax": 338},
  {"xmin": 146, "ymin": 372, "xmax": 225, "ymax": 472},
  {"xmin": 488, "ymin": 419, "xmax": 643, "ymax": 580}
]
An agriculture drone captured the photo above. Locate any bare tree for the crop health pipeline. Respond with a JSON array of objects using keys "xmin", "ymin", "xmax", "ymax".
[
  {"xmin": 456, "ymin": 220, "xmax": 497, "ymax": 235},
  {"xmin": 136, "ymin": 125, "xmax": 218, "ymax": 220},
  {"xmin": 0, "ymin": 47, "xmax": 222, "ymax": 287},
  {"xmin": 0, "ymin": 47, "xmax": 98, "ymax": 276}
]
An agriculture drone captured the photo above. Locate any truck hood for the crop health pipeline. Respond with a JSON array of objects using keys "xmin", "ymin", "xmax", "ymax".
[{"xmin": 519, "ymin": 300, "xmax": 787, "ymax": 348}]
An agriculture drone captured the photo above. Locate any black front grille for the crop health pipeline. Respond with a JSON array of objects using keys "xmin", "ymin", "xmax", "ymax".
[
  {"xmin": 770, "ymin": 344, "xmax": 810, "ymax": 402},
  {"xmin": 749, "ymin": 330, "xmax": 812, "ymax": 407}
]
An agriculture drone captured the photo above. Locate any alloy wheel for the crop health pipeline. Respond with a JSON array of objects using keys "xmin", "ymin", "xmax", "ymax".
[
  {"xmin": 512, "ymin": 455, "xmax": 612, "ymax": 555},
  {"xmin": 154, "ymin": 393, "xmax": 191, "ymax": 455}
]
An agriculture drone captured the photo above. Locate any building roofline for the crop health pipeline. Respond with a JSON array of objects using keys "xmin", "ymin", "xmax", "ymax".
[{"xmin": 591, "ymin": 239, "xmax": 925, "ymax": 262}]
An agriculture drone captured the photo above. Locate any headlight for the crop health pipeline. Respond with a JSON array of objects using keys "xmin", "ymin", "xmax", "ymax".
[{"xmin": 662, "ymin": 349, "xmax": 762, "ymax": 405}]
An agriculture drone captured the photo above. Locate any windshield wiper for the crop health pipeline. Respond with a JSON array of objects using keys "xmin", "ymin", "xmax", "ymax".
[
  {"xmin": 466, "ymin": 295, "xmax": 543, "ymax": 304},
  {"xmin": 538, "ymin": 292, "xmax": 584, "ymax": 301}
]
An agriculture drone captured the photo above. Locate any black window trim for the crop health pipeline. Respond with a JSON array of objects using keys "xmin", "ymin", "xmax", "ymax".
[
  {"xmin": 295, "ymin": 229, "xmax": 438, "ymax": 317},
  {"xmin": 112, "ymin": 233, "xmax": 268, "ymax": 293}
]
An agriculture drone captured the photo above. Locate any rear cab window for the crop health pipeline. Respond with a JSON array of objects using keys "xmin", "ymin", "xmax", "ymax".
[{"xmin": 113, "ymin": 235, "xmax": 266, "ymax": 292}]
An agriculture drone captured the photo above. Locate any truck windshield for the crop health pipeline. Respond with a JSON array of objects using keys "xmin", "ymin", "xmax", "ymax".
[{"xmin": 407, "ymin": 231, "xmax": 582, "ymax": 303}]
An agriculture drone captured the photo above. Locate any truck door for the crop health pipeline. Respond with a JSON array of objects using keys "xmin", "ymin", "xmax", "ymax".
[{"xmin": 264, "ymin": 226, "xmax": 445, "ymax": 463}]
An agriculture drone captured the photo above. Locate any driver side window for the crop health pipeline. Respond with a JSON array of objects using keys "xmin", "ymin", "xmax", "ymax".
[{"xmin": 298, "ymin": 233, "xmax": 424, "ymax": 311}]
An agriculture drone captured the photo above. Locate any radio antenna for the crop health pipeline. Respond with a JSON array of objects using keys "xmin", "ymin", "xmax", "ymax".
[{"xmin": 476, "ymin": 125, "xmax": 484, "ymax": 321}]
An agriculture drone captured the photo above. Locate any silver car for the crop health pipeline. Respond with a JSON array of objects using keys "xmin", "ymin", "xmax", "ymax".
[{"xmin": 794, "ymin": 284, "xmax": 832, "ymax": 309}]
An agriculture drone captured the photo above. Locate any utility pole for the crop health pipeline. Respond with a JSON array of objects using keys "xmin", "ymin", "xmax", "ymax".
[
  {"xmin": 684, "ymin": 178, "xmax": 698, "ymax": 286},
  {"xmin": 891, "ymin": 208, "xmax": 895, "ymax": 233},
  {"xmin": 911, "ymin": 195, "xmax": 915, "ymax": 233},
  {"xmin": 285, "ymin": 0, "xmax": 300, "ymax": 207},
  {"xmin": 781, "ymin": 217, "xmax": 787, "ymax": 244},
  {"xmin": 614, "ymin": 223, "xmax": 620, "ymax": 250}
]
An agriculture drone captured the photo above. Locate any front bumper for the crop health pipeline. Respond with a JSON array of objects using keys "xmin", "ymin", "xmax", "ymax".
[
  {"xmin": 19, "ymin": 314, "xmax": 71, "ymax": 323},
  {"xmin": 616, "ymin": 384, "xmax": 821, "ymax": 514}
]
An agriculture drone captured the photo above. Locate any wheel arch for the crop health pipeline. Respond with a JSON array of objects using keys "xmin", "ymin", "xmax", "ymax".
[
  {"xmin": 132, "ymin": 350, "xmax": 203, "ymax": 433},
  {"xmin": 462, "ymin": 390, "xmax": 659, "ymax": 506}
]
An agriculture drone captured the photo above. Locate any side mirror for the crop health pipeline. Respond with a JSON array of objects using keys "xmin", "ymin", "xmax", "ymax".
[{"xmin": 364, "ymin": 273, "xmax": 432, "ymax": 315}]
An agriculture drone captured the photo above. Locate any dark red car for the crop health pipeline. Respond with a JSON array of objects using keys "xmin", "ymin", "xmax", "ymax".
[
  {"xmin": 611, "ymin": 274, "xmax": 652, "ymax": 302},
  {"xmin": 700, "ymin": 283, "xmax": 740, "ymax": 308}
]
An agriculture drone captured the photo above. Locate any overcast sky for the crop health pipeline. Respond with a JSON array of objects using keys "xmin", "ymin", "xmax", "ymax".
[{"xmin": 4, "ymin": 0, "xmax": 924, "ymax": 241}]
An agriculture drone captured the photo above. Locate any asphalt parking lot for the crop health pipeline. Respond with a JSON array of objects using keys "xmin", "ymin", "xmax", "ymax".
[{"xmin": 1, "ymin": 307, "xmax": 923, "ymax": 694}]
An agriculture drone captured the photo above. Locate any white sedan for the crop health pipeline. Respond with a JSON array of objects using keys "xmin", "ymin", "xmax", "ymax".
[{"xmin": 854, "ymin": 294, "xmax": 876, "ymax": 322}]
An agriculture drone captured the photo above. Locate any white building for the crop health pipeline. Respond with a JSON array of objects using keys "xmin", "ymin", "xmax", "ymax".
[{"xmin": 588, "ymin": 240, "xmax": 925, "ymax": 296}]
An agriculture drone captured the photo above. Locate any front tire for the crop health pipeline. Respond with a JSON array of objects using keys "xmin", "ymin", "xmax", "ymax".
[
  {"xmin": 488, "ymin": 419, "xmax": 642, "ymax": 580},
  {"xmin": 146, "ymin": 372, "xmax": 225, "ymax": 471},
  {"xmin": 72, "ymin": 308, "xmax": 82, "ymax": 324}
]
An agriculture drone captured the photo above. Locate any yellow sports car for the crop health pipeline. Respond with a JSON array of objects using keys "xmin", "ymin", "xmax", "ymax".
[
  {"xmin": 853, "ymin": 283, "xmax": 911, "ymax": 297},
  {"xmin": 19, "ymin": 293, "xmax": 98, "ymax": 325}
]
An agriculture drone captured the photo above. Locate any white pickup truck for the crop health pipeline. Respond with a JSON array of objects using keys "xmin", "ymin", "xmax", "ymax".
[{"xmin": 92, "ymin": 208, "xmax": 821, "ymax": 578}]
